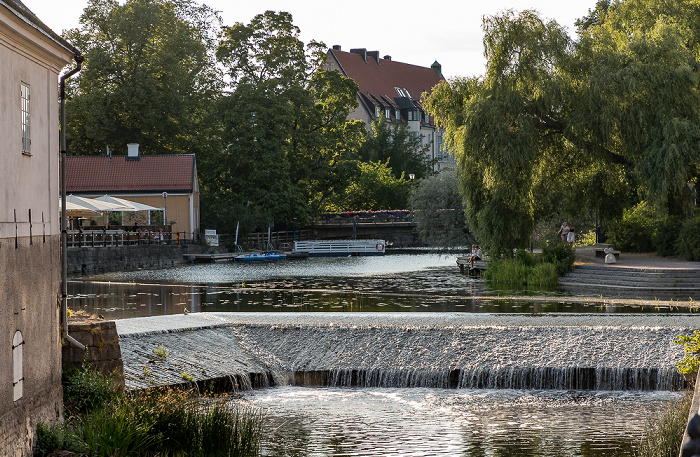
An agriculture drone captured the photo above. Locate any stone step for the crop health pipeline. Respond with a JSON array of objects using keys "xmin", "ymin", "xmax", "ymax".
[{"xmin": 559, "ymin": 264, "xmax": 700, "ymax": 296}]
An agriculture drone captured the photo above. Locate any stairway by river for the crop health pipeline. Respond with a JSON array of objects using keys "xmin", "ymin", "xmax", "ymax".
[
  {"xmin": 116, "ymin": 313, "xmax": 694, "ymax": 393},
  {"xmin": 559, "ymin": 264, "xmax": 700, "ymax": 300}
]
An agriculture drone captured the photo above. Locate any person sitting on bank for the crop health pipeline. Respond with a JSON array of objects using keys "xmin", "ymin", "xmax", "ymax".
[{"xmin": 469, "ymin": 245, "xmax": 482, "ymax": 269}]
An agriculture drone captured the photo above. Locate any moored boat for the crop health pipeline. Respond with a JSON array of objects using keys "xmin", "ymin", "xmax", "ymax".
[{"xmin": 235, "ymin": 251, "xmax": 286, "ymax": 262}]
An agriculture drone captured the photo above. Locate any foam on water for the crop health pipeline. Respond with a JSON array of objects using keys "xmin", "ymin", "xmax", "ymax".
[{"xmin": 117, "ymin": 312, "xmax": 693, "ymax": 391}]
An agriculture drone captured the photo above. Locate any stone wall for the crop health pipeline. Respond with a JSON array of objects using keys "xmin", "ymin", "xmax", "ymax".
[
  {"xmin": 62, "ymin": 320, "xmax": 125, "ymax": 390},
  {"xmin": 67, "ymin": 244, "xmax": 209, "ymax": 276},
  {"xmin": 0, "ymin": 236, "xmax": 62, "ymax": 457}
]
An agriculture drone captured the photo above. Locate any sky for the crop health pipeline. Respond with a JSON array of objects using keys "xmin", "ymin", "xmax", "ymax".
[{"xmin": 27, "ymin": 0, "xmax": 599, "ymax": 79}]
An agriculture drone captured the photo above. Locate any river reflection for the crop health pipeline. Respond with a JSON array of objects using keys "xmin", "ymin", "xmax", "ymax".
[
  {"xmin": 242, "ymin": 387, "xmax": 679, "ymax": 457},
  {"xmin": 69, "ymin": 254, "xmax": 675, "ymax": 319}
]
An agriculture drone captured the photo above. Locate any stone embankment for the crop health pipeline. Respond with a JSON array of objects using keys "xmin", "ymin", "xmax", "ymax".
[{"xmin": 67, "ymin": 244, "xmax": 211, "ymax": 276}]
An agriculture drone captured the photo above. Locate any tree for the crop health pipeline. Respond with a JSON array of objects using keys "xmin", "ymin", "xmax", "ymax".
[
  {"xmin": 64, "ymin": 0, "xmax": 221, "ymax": 156},
  {"xmin": 324, "ymin": 161, "xmax": 410, "ymax": 211},
  {"xmin": 410, "ymin": 170, "xmax": 471, "ymax": 247},
  {"xmin": 356, "ymin": 116, "xmax": 434, "ymax": 181},
  {"xmin": 425, "ymin": 1, "xmax": 700, "ymax": 255},
  {"xmin": 203, "ymin": 11, "xmax": 365, "ymax": 231}
]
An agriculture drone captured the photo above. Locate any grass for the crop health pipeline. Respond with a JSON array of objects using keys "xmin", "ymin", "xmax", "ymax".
[
  {"xmin": 483, "ymin": 244, "xmax": 576, "ymax": 287},
  {"xmin": 634, "ymin": 391, "xmax": 693, "ymax": 457},
  {"xmin": 36, "ymin": 364, "xmax": 262, "ymax": 457}
]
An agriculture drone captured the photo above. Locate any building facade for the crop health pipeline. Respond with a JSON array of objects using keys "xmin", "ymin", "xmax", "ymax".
[
  {"xmin": 324, "ymin": 46, "xmax": 455, "ymax": 171},
  {"xmin": 0, "ymin": 0, "xmax": 79, "ymax": 454},
  {"xmin": 66, "ymin": 146, "xmax": 201, "ymax": 239}
]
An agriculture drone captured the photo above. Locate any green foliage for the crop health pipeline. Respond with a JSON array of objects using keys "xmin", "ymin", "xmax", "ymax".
[
  {"xmin": 34, "ymin": 422, "xmax": 85, "ymax": 456},
  {"xmin": 135, "ymin": 388, "xmax": 262, "ymax": 457},
  {"xmin": 634, "ymin": 391, "xmax": 693, "ymax": 457},
  {"xmin": 425, "ymin": 1, "xmax": 700, "ymax": 254},
  {"xmin": 608, "ymin": 202, "xmax": 657, "ymax": 252},
  {"xmin": 674, "ymin": 330, "xmax": 700, "ymax": 376},
  {"xmin": 78, "ymin": 398, "xmax": 157, "ymax": 457},
  {"xmin": 654, "ymin": 217, "xmax": 683, "ymax": 257},
  {"xmin": 153, "ymin": 343, "xmax": 169, "ymax": 361},
  {"xmin": 484, "ymin": 246, "xmax": 573, "ymax": 286},
  {"xmin": 64, "ymin": 0, "xmax": 221, "ymax": 156},
  {"xmin": 45, "ymin": 366, "xmax": 262, "ymax": 457},
  {"xmin": 410, "ymin": 170, "xmax": 472, "ymax": 247},
  {"xmin": 202, "ymin": 11, "xmax": 365, "ymax": 231},
  {"xmin": 62, "ymin": 363, "xmax": 120, "ymax": 416},
  {"xmin": 324, "ymin": 161, "xmax": 411, "ymax": 211},
  {"xmin": 356, "ymin": 116, "xmax": 434, "ymax": 181},
  {"xmin": 677, "ymin": 217, "xmax": 700, "ymax": 261},
  {"xmin": 540, "ymin": 243, "xmax": 576, "ymax": 276}
]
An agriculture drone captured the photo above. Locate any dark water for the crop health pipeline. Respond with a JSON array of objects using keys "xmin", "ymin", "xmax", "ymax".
[{"xmin": 69, "ymin": 254, "xmax": 680, "ymax": 319}]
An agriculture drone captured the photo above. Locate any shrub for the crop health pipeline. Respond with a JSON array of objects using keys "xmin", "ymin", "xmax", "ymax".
[
  {"xmin": 34, "ymin": 422, "xmax": 85, "ymax": 456},
  {"xmin": 608, "ymin": 201, "xmax": 657, "ymax": 252},
  {"xmin": 654, "ymin": 217, "xmax": 683, "ymax": 257},
  {"xmin": 541, "ymin": 243, "xmax": 576, "ymax": 276},
  {"xmin": 677, "ymin": 217, "xmax": 700, "ymax": 261},
  {"xmin": 674, "ymin": 330, "xmax": 700, "ymax": 378},
  {"xmin": 62, "ymin": 363, "xmax": 120, "ymax": 416}
]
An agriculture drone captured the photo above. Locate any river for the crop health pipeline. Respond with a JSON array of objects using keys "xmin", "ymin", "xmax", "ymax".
[{"xmin": 71, "ymin": 253, "xmax": 694, "ymax": 456}]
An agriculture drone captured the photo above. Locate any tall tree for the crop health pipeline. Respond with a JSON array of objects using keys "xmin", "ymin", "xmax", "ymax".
[
  {"xmin": 425, "ymin": 1, "xmax": 700, "ymax": 255},
  {"xmin": 205, "ymin": 11, "xmax": 364, "ymax": 231},
  {"xmin": 64, "ymin": 0, "xmax": 222, "ymax": 156}
]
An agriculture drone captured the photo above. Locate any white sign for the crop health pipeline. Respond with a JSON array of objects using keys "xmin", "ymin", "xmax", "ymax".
[{"xmin": 204, "ymin": 229, "xmax": 219, "ymax": 247}]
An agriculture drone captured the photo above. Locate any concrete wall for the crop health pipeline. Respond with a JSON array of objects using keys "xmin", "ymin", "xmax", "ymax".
[{"xmin": 68, "ymin": 244, "xmax": 208, "ymax": 276}]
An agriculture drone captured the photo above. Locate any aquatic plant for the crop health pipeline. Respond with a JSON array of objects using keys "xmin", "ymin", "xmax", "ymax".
[
  {"xmin": 153, "ymin": 343, "xmax": 170, "ymax": 361},
  {"xmin": 634, "ymin": 391, "xmax": 692, "ymax": 457}
]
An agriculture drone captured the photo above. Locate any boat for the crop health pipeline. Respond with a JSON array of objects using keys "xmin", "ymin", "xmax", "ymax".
[
  {"xmin": 234, "ymin": 251, "xmax": 286, "ymax": 262},
  {"xmin": 292, "ymin": 240, "xmax": 386, "ymax": 257}
]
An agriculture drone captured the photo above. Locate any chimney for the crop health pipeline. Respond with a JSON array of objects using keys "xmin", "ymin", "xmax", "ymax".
[
  {"xmin": 350, "ymin": 48, "xmax": 367, "ymax": 63},
  {"xmin": 383, "ymin": 55, "xmax": 392, "ymax": 61},
  {"xmin": 367, "ymin": 50, "xmax": 380, "ymax": 64},
  {"xmin": 431, "ymin": 60, "xmax": 443, "ymax": 78},
  {"xmin": 127, "ymin": 143, "xmax": 140, "ymax": 160},
  {"xmin": 332, "ymin": 45, "xmax": 341, "ymax": 51}
]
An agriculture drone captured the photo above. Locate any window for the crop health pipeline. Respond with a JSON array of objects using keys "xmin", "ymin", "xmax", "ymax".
[
  {"xmin": 375, "ymin": 106, "xmax": 381, "ymax": 118},
  {"xmin": 13, "ymin": 331, "xmax": 23, "ymax": 401},
  {"xmin": 425, "ymin": 113, "xmax": 430, "ymax": 124},
  {"xmin": 21, "ymin": 83, "xmax": 30, "ymax": 155},
  {"xmin": 385, "ymin": 108, "xmax": 391, "ymax": 119},
  {"xmin": 395, "ymin": 108, "xmax": 401, "ymax": 121}
]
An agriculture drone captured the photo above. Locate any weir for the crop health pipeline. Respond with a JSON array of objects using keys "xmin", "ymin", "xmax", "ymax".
[{"xmin": 116, "ymin": 313, "xmax": 694, "ymax": 392}]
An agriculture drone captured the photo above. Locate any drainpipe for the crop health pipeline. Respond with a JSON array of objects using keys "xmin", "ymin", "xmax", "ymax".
[{"xmin": 60, "ymin": 53, "xmax": 86, "ymax": 351}]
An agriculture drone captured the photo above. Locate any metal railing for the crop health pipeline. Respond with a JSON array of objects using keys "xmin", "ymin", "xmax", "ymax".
[{"xmin": 66, "ymin": 229, "xmax": 193, "ymax": 248}]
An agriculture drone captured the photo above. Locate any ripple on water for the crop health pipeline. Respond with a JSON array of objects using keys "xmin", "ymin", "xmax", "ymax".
[{"xmin": 240, "ymin": 387, "xmax": 680, "ymax": 457}]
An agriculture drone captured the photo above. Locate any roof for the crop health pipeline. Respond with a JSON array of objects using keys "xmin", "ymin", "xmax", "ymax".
[
  {"xmin": 66, "ymin": 155, "xmax": 197, "ymax": 194},
  {"xmin": 329, "ymin": 48, "xmax": 443, "ymax": 105},
  {"xmin": 1, "ymin": 0, "xmax": 79, "ymax": 55}
]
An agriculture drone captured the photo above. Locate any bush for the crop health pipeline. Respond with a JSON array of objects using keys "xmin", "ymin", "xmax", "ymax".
[
  {"xmin": 654, "ymin": 217, "xmax": 683, "ymax": 257},
  {"xmin": 484, "ymin": 246, "xmax": 572, "ymax": 287},
  {"xmin": 34, "ymin": 422, "xmax": 85, "ymax": 456},
  {"xmin": 608, "ymin": 201, "xmax": 657, "ymax": 252},
  {"xmin": 674, "ymin": 330, "xmax": 700, "ymax": 378},
  {"xmin": 62, "ymin": 363, "xmax": 121, "ymax": 416},
  {"xmin": 677, "ymin": 217, "xmax": 700, "ymax": 261},
  {"xmin": 541, "ymin": 243, "xmax": 576, "ymax": 276}
]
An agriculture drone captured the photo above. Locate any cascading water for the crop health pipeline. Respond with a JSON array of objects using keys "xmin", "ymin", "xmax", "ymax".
[{"xmin": 116, "ymin": 312, "xmax": 692, "ymax": 392}]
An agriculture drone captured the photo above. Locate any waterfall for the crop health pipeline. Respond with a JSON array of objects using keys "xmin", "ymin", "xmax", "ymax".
[{"xmin": 117, "ymin": 313, "xmax": 693, "ymax": 392}]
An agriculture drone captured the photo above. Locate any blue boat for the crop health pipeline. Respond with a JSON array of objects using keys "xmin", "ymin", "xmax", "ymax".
[{"xmin": 234, "ymin": 251, "xmax": 286, "ymax": 262}]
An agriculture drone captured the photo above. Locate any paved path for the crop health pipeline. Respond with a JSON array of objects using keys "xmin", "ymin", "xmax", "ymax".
[{"xmin": 575, "ymin": 246, "xmax": 700, "ymax": 270}]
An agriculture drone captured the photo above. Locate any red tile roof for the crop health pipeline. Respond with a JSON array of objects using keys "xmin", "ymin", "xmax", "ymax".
[
  {"xmin": 329, "ymin": 49, "xmax": 443, "ymax": 103},
  {"xmin": 66, "ymin": 155, "xmax": 197, "ymax": 194}
]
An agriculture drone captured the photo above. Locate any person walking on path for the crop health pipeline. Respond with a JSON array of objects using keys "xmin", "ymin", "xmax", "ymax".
[
  {"xmin": 567, "ymin": 223, "xmax": 575, "ymax": 246},
  {"xmin": 558, "ymin": 222, "xmax": 569, "ymax": 244}
]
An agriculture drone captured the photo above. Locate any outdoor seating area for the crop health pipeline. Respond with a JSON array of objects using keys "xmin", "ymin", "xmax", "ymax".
[{"xmin": 66, "ymin": 227, "xmax": 191, "ymax": 248}]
